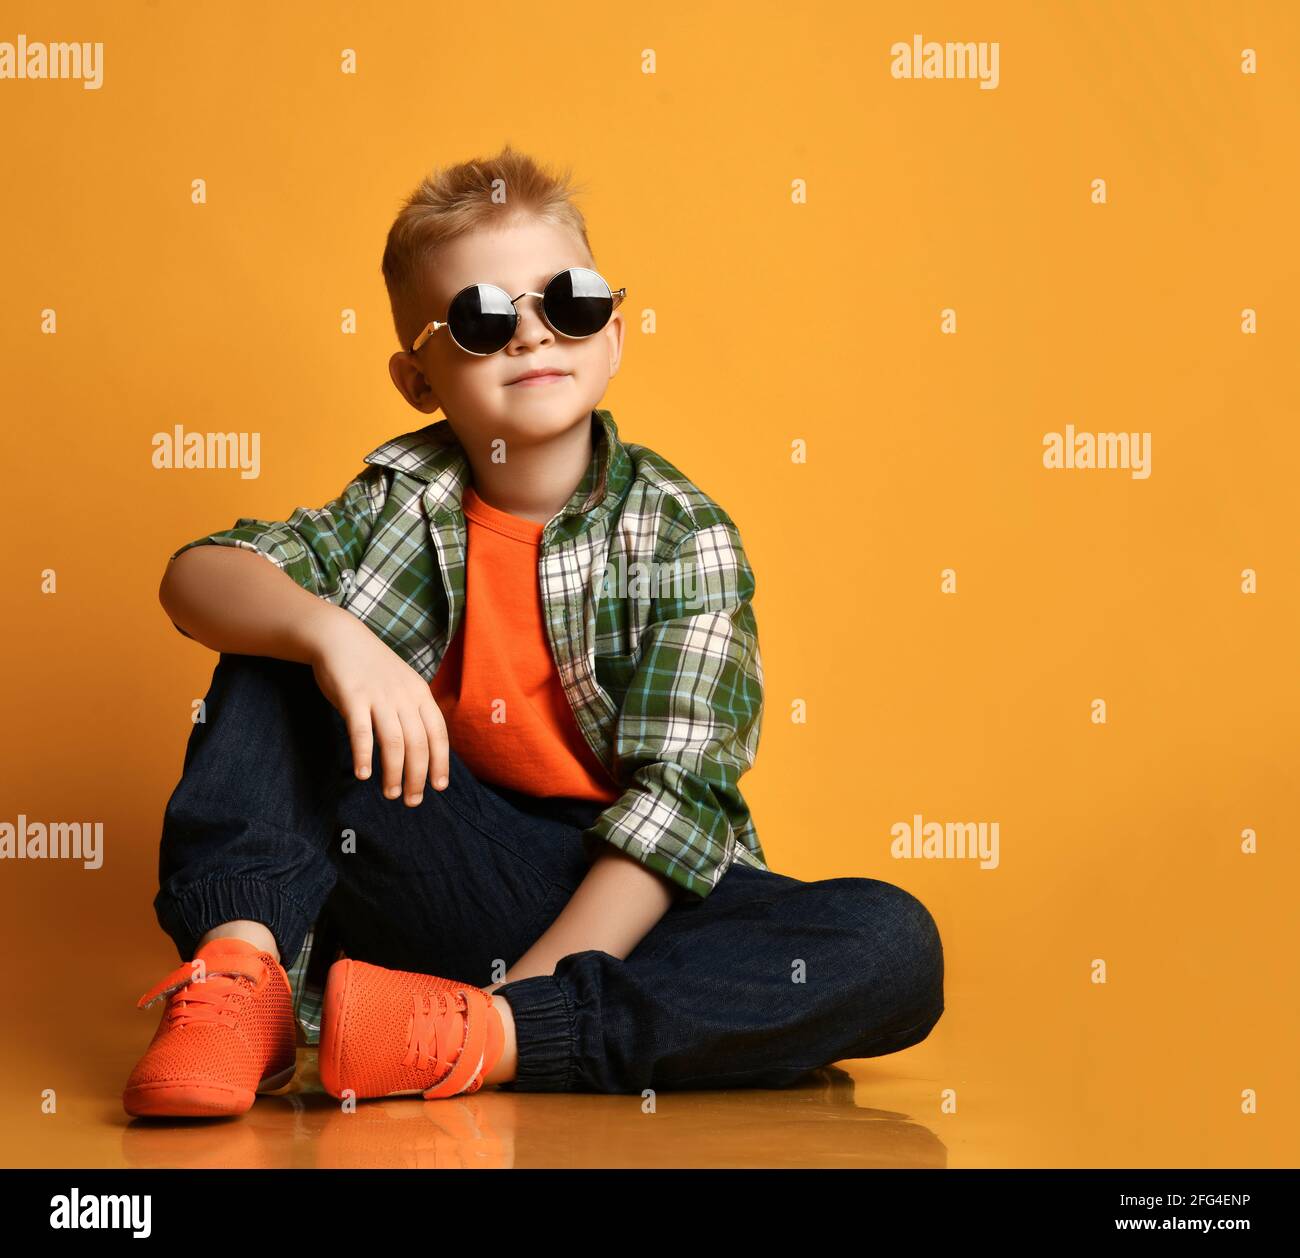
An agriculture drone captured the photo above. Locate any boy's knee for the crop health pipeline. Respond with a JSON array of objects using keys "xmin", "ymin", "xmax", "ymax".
[
  {"xmin": 843, "ymin": 879, "xmax": 945, "ymax": 1019},
  {"xmin": 892, "ymin": 999, "xmax": 944, "ymax": 1052},
  {"xmin": 889, "ymin": 885, "xmax": 944, "ymax": 1009}
]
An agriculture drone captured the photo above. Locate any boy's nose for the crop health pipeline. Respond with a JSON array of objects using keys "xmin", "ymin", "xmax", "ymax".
[{"xmin": 508, "ymin": 295, "xmax": 553, "ymax": 346}]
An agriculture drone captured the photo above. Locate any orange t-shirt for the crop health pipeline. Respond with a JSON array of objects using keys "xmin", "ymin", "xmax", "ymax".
[{"xmin": 430, "ymin": 484, "xmax": 622, "ymax": 802}]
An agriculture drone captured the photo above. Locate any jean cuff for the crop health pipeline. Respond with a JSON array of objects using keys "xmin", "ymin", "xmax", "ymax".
[
  {"xmin": 491, "ymin": 975, "xmax": 575, "ymax": 1092},
  {"xmin": 153, "ymin": 875, "xmax": 313, "ymax": 968}
]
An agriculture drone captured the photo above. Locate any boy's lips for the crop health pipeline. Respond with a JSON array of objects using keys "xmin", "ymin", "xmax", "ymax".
[{"xmin": 506, "ymin": 368, "xmax": 570, "ymax": 386}]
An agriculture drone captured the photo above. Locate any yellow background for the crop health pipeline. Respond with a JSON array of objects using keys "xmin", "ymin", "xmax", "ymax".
[{"xmin": 1, "ymin": 0, "xmax": 1296, "ymax": 1167}]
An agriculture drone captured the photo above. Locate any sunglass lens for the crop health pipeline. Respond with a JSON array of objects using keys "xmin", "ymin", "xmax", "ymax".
[
  {"xmin": 449, "ymin": 284, "xmax": 516, "ymax": 354},
  {"xmin": 544, "ymin": 268, "xmax": 613, "ymax": 338}
]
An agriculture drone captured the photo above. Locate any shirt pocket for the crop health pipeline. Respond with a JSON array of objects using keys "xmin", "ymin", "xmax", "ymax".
[{"xmin": 593, "ymin": 650, "xmax": 640, "ymax": 706}]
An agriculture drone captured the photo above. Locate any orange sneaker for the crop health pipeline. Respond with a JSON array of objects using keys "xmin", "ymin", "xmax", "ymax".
[
  {"xmin": 319, "ymin": 959, "xmax": 504, "ymax": 1101},
  {"xmin": 123, "ymin": 937, "xmax": 297, "ymax": 1118}
]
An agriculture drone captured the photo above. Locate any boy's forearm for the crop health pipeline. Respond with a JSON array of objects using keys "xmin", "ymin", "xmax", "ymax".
[
  {"xmin": 159, "ymin": 546, "xmax": 342, "ymax": 663},
  {"xmin": 488, "ymin": 846, "xmax": 680, "ymax": 987}
]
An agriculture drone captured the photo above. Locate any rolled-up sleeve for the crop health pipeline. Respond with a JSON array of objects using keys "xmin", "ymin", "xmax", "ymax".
[
  {"xmin": 166, "ymin": 464, "xmax": 390, "ymax": 635},
  {"xmin": 580, "ymin": 520, "xmax": 766, "ymax": 899}
]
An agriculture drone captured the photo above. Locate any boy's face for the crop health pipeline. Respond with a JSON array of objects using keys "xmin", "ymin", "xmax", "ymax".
[{"xmin": 388, "ymin": 215, "xmax": 624, "ymax": 449}]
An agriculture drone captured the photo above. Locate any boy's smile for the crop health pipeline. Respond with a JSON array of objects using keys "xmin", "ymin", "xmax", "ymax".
[
  {"xmin": 505, "ymin": 366, "xmax": 572, "ymax": 386},
  {"xmin": 388, "ymin": 214, "xmax": 624, "ymax": 524}
]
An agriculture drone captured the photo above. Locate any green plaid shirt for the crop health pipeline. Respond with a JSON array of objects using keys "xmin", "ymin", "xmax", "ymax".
[{"xmin": 169, "ymin": 407, "xmax": 768, "ymax": 1044}]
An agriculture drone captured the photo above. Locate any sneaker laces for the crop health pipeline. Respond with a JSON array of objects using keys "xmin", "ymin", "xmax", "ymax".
[
  {"xmin": 404, "ymin": 987, "xmax": 489, "ymax": 1099},
  {"xmin": 136, "ymin": 955, "xmax": 267, "ymax": 1022},
  {"xmin": 404, "ymin": 989, "xmax": 464, "ymax": 1074},
  {"xmin": 164, "ymin": 973, "xmax": 249, "ymax": 1030}
]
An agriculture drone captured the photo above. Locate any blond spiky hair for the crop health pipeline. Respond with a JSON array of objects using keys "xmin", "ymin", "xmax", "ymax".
[{"xmin": 381, "ymin": 143, "xmax": 595, "ymax": 352}]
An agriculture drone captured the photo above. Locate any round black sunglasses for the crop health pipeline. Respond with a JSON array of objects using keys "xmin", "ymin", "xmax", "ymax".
[{"xmin": 410, "ymin": 266, "xmax": 627, "ymax": 357}]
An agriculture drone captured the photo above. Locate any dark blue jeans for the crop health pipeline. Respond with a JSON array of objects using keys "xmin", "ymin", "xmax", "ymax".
[{"xmin": 154, "ymin": 653, "xmax": 944, "ymax": 1093}]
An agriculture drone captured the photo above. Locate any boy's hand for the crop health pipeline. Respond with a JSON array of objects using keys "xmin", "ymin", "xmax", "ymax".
[{"xmin": 304, "ymin": 609, "xmax": 450, "ymax": 806}]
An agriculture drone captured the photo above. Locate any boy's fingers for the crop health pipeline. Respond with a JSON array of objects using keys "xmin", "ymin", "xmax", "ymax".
[
  {"xmin": 346, "ymin": 702, "xmax": 374, "ymax": 780},
  {"xmin": 371, "ymin": 706, "xmax": 406, "ymax": 800},
  {"xmin": 420, "ymin": 701, "xmax": 449, "ymax": 790},
  {"xmin": 396, "ymin": 706, "xmax": 429, "ymax": 805}
]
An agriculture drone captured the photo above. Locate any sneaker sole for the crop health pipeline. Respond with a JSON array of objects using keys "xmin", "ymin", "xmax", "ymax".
[{"xmin": 122, "ymin": 1062, "xmax": 298, "ymax": 1118}]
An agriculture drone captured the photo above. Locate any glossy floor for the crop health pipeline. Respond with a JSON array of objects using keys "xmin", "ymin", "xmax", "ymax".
[
  {"xmin": 48, "ymin": 1051, "xmax": 958, "ymax": 1170},
  {"xmin": 11, "ymin": 960, "xmax": 960, "ymax": 1168},
  {"xmin": 3, "ymin": 947, "xmax": 1291, "ymax": 1168}
]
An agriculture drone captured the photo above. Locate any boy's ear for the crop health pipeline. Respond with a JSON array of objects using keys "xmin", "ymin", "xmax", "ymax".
[
  {"xmin": 605, "ymin": 310, "xmax": 625, "ymax": 379},
  {"xmin": 388, "ymin": 351, "xmax": 442, "ymax": 415}
]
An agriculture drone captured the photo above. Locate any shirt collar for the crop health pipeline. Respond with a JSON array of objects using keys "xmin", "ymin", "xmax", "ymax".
[{"xmin": 362, "ymin": 407, "xmax": 631, "ymax": 535}]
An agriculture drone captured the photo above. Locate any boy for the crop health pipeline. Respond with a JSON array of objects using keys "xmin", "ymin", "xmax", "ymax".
[{"xmin": 124, "ymin": 145, "xmax": 944, "ymax": 1116}]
